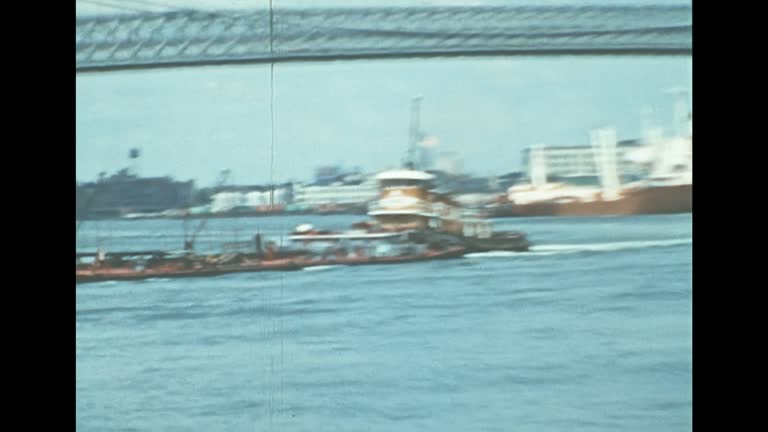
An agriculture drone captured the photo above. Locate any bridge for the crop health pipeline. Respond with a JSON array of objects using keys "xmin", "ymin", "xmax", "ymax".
[{"xmin": 76, "ymin": 4, "xmax": 692, "ymax": 72}]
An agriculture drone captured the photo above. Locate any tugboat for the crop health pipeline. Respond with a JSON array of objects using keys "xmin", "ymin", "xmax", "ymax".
[
  {"xmin": 288, "ymin": 167, "xmax": 529, "ymax": 254},
  {"xmin": 287, "ymin": 97, "xmax": 530, "ymax": 253}
]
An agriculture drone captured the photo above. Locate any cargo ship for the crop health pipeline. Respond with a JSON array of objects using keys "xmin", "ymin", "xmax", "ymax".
[{"xmin": 486, "ymin": 119, "xmax": 692, "ymax": 218}]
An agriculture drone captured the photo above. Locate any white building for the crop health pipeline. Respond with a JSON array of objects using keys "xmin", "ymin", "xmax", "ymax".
[
  {"xmin": 210, "ymin": 187, "xmax": 290, "ymax": 213},
  {"xmin": 242, "ymin": 189, "xmax": 289, "ymax": 207},
  {"xmin": 293, "ymin": 176, "xmax": 379, "ymax": 207},
  {"xmin": 210, "ymin": 192, "xmax": 242, "ymax": 213}
]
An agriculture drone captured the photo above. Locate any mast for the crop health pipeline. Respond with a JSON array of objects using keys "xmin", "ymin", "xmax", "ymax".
[
  {"xmin": 667, "ymin": 87, "xmax": 691, "ymax": 139},
  {"xmin": 591, "ymin": 128, "xmax": 621, "ymax": 200},
  {"xmin": 530, "ymin": 144, "xmax": 547, "ymax": 187},
  {"xmin": 407, "ymin": 96, "xmax": 423, "ymax": 169},
  {"xmin": 651, "ymin": 87, "xmax": 691, "ymax": 178}
]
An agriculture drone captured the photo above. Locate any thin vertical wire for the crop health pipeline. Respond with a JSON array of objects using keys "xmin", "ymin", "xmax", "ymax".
[
  {"xmin": 270, "ymin": 64, "xmax": 275, "ymax": 208},
  {"xmin": 268, "ymin": 3, "xmax": 281, "ymax": 431},
  {"xmin": 269, "ymin": 0, "xmax": 275, "ymax": 209}
]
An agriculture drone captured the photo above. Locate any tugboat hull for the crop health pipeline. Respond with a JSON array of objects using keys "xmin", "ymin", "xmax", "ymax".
[
  {"xmin": 462, "ymin": 232, "xmax": 531, "ymax": 252},
  {"xmin": 415, "ymin": 229, "xmax": 530, "ymax": 253}
]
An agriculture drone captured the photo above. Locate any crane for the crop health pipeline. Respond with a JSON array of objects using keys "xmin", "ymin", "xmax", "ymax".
[{"xmin": 183, "ymin": 169, "xmax": 230, "ymax": 252}]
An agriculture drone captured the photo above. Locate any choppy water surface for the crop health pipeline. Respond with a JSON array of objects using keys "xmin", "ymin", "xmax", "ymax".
[{"xmin": 76, "ymin": 214, "xmax": 692, "ymax": 431}]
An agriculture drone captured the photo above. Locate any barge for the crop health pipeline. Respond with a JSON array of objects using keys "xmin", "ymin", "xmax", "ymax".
[{"xmin": 76, "ymin": 98, "xmax": 530, "ymax": 284}]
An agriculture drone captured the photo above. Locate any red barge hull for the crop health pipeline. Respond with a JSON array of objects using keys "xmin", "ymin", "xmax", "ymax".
[{"xmin": 76, "ymin": 247, "xmax": 467, "ymax": 284}]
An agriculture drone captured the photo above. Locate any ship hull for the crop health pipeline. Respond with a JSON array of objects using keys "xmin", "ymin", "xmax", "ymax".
[{"xmin": 489, "ymin": 184, "xmax": 692, "ymax": 217}]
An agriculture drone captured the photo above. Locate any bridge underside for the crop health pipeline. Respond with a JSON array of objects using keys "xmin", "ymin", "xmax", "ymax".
[{"xmin": 76, "ymin": 5, "xmax": 692, "ymax": 72}]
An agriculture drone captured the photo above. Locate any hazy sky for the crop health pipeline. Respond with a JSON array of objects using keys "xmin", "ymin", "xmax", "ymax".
[{"xmin": 76, "ymin": 55, "xmax": 691, "ymax": 186}]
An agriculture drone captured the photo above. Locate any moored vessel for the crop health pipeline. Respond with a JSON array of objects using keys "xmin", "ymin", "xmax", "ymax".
[{"xmin": 487, "ymin": 115, "xmax": 692, "ymax": 218}]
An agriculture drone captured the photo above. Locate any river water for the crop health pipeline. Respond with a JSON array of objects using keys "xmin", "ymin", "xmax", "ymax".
[{"xmin": 76, "ymin": 213, "xmax": 692, "ymax": 431}]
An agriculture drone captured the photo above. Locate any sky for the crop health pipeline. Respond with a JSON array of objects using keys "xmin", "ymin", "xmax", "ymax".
[{"xmin": 76, "ymin": 56, "xmax": 691, "ymax": 187}]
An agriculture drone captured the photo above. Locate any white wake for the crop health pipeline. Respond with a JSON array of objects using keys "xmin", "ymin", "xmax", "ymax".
[{"xmin": 465, "ymin": 238, "xmax": 692, "ymax": 258}]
